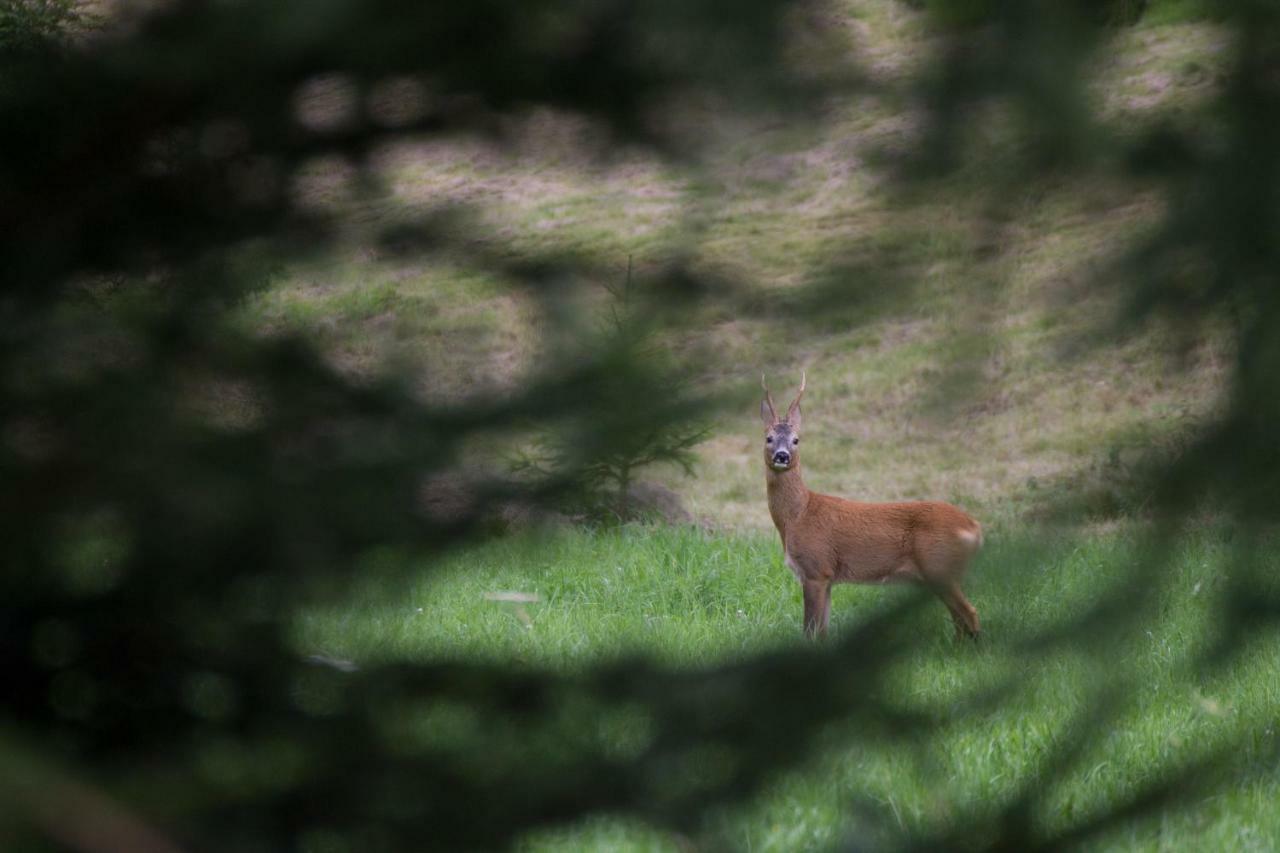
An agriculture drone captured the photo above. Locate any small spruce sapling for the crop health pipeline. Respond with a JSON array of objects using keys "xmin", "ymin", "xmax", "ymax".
[{"xmin": 512, "ymin": 257, "xmax": 708, "ymax": 521}]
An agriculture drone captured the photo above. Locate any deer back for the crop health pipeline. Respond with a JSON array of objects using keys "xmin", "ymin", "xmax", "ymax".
[{"xmin": 785, "ymin": 495, "xmax": 981, "ymax": 585}]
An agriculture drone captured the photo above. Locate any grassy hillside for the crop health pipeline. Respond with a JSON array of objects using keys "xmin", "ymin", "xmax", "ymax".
[
  {"xmin": 239, "ymin": 3, "xmax": 1232, "ymax": 531},
  {"xmin": 295, "ymin": 523, "xmax": 1280, "ymax": 851}
]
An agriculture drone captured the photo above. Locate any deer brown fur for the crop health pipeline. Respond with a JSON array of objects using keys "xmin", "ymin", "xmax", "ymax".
[{"xmin": 761, "ymin": 373, "xmax": 983, "ymax": 640}]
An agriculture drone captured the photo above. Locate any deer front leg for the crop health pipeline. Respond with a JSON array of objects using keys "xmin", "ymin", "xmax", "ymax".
[{"xmin": 802, "ymin": 579, "xmax": 832, "ymax": 640}]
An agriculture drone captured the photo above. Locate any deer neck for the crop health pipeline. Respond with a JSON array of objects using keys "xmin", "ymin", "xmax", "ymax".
[{"xmin": 766, "ymin": 464, "xmax": 811, "ymax": 536}]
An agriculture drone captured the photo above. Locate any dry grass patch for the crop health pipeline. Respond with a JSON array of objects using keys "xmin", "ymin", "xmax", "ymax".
[{"xmin": 245, "ymin": 7, "xmax": 1234, "ymax": 528}]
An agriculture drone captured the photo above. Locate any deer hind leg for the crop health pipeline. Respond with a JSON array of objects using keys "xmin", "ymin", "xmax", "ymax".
[
  {"xmin": 933, "ymin": 582, "xmax": 980, "ymax": 641},
  {"xmin": 941, "ymin": 597, "xmax": 968, "ymax": 641},
  {"xmin": 802, "ymin": 579, "xmax": 833, "ymax": 640}
]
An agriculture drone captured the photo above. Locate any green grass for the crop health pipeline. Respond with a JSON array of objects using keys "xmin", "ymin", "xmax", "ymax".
[
  {"xmin": 295, "ymin": 523, "xmax": 1280, "ymax": 851},
  {"xmin": 1142, "ymin": 0, "xmax": 1217, "ymax": 27}
]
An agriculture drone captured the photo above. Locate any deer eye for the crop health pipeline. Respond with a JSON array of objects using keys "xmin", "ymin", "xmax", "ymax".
[
  {"xmin": 765, "ymin": 436, "xmax": 773, "ymax": 445},
  {"xmin": 792, "ymin": 437, "xmax": 799, "ymax": 446}
]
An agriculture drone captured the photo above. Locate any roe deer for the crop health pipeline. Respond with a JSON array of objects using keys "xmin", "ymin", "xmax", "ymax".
[{"xmin": 760, "ymin": 373, "xmax": 983, "ymax": 640}]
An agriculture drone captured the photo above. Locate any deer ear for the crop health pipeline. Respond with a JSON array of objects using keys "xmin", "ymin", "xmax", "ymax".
[{"xmin": 760, "ymin": 396, "xmax": 777, "ymax": 426}]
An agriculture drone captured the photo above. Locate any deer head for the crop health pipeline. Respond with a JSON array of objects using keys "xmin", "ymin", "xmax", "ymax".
[{"xmin": 760, "ymin": 372, "xmax": 805, "ymax": 472}]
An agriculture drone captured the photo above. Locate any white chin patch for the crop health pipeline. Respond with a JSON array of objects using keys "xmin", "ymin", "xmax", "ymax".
[{"xmin": 770, "ymin": 463, "xmax": 790, "ymax": 471}]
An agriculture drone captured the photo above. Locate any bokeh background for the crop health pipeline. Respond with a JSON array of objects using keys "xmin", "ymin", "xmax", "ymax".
[{"xmin": 4, "ymin": 0, "xmax": 1280, "ymax": 850}]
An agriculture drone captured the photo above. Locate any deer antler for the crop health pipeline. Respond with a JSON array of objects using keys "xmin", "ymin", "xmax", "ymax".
[
  {"xmin": 761, "ymin": 374, "xmax": 778, "ymax": 424},
  {"xmin": 787, "ymin": 370, "xmax": 806, "ymax": 421}
]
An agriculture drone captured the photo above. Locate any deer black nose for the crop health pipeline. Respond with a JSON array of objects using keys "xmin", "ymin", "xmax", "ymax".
[{"xmin": 772, "ymin": 450, "xmax": 790, "ymax": 466}]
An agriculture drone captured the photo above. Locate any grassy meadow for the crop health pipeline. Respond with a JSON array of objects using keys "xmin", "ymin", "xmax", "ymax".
[
  {"xmin": 238, "ymin": 1, "xmax": 1232, "ymax": 529},
  {"xmin": 12, "ymin": 1, "xmax": 1280, "ymax": 851},
  {"xmin": 237, "ymin": 3, "xmax": 1280, "ymax": 849},
  {"xmin": 294, "ymin": 523, "xmax": 1280, "ymax": 851}
]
